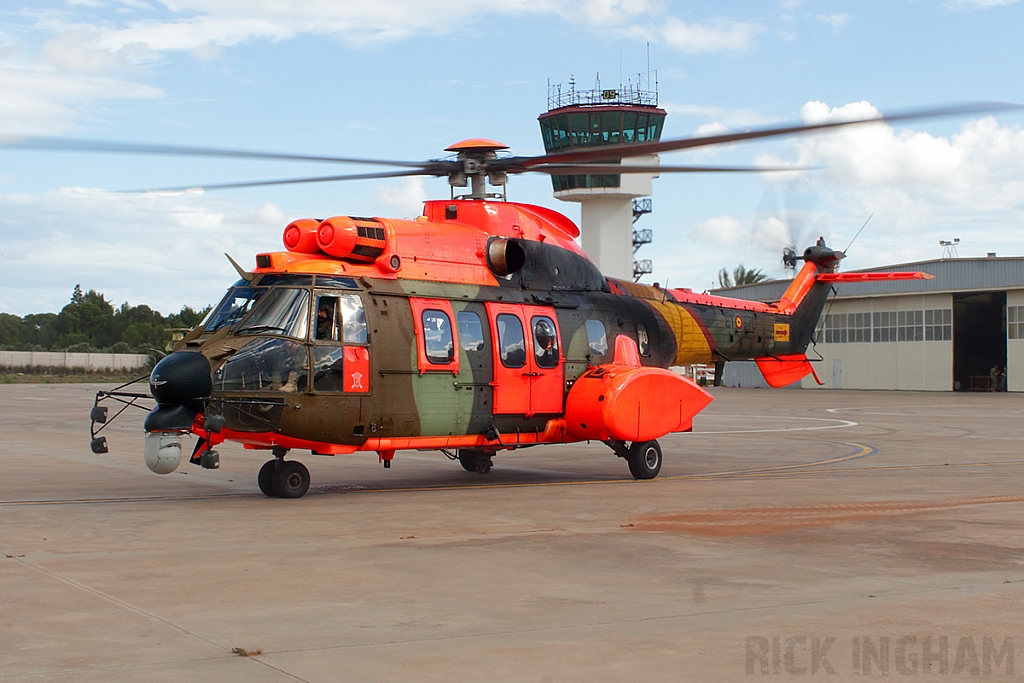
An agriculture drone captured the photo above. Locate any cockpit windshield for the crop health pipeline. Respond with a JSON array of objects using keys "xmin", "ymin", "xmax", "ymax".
[
  {"xmin": 236, "ymin": 288, "xmax": 310, "ymax": 339},
  {"xmin": 203, "ymin": 286, "xmax": 266, "ymax": 332}
]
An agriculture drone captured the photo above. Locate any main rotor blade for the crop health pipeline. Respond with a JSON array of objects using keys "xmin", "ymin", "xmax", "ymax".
[
  {"xmin": 517, "ymin": 102, "xmax": 1023, "ymax": 166},
  {"xmin": 126, "ymin": 169, "xmax": 426, "ymax": 193},
  {"xmin": 0, "ymin": 137, "xmax": 428, "ymax": 168},
  {"xmin": 528, "ymin": 163, "xmax": 812, "ymax": 174}
]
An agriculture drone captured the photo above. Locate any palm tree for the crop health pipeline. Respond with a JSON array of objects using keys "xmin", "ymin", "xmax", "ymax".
[{"xmin": 717, "ymin": 264, "xmax": 768, "ymax": 288}]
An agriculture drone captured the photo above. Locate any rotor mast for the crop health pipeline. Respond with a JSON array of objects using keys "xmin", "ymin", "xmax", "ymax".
[{"xmin": 445, "ymin": 139, "xmax": 509, "ymax": 200}]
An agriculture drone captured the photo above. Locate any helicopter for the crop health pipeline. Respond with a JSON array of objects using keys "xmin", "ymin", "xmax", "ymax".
[{"xmin": 29, "ymin": 103, "xmax": 1006, "ymax": 498}]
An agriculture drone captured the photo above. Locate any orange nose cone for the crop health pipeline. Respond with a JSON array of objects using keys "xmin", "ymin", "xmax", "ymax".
[
  {"xmin": 316, "ymin": 216, "xmax": 359, "ymax": 258},
  {"xmin": 444, "ymin": 138, "xmax": 510, "ymax": 152}
]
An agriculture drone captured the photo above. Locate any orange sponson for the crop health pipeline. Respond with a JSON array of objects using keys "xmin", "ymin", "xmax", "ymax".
[
  {"xmin": 564, "ymin": 335, "xmax": 713, "ymax": 442},
  {"xmin": 755, "ymin": 353, "xmax": 819, "ymax": 388},
  {"xmin": 282, "ymin": 218, "xmax": 321, "ymax": 254}
]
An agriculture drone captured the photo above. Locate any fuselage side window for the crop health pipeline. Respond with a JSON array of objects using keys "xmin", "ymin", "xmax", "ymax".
[
  {"xmin": 636, "ymin": 323, "xmax": 651, "ymax": 357},
  {"xmin": 422, "ymin": 310, "xmax": 454, "ymax": 365},
  {"xmin": 497, "ymin": 313, "xmax": 526, "ymax": 368},
  {"xmin": 586, "ymin": 319, "xmax": 608, "ymax": 356},
  {"xmin": 532, "ymin": 316, "xmax": 559, "ymax": 369},
  {"xmin": 457, "ymin": 311, "xmax": 485, "ymax": 352}
]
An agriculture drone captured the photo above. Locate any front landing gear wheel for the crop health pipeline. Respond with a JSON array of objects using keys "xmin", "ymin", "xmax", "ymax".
[
  {"xmin": 258, "ymin": 460, "xmax": 277, "ymax": 497},
  {"xmin": 273, "ymin": 460, "xmax": 310, "ymax": 498},
  {"xmin": 626, "ymin": 440, "xmax": 662, "ymax": 480}
]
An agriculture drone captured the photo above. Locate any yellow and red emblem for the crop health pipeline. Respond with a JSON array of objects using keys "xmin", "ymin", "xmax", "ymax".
[{"xmin": 774, "ymin": 323, "xmax": 791, "ymax": 342}]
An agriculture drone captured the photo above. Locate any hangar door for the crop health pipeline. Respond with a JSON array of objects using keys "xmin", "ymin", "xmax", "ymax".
[{"xmin": 953, "ymin": 291, "xmax": 1006, "ymax": 391}]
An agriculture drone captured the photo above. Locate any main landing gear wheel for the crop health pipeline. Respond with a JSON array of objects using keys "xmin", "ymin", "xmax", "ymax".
[
  {"xmin": 458, "ymin": 449, "xmax": 493, "ymax": 474},
  {"xmin": 272, "ymin": 460, "xmax": 311, "ymax": 498},
  {"xmin": 258, "ymin": 460, "xmax": 277, "ymax": 497},
  {"xmin": 626, "ymin": 440, "xmax": 662, "ymax": 480}
]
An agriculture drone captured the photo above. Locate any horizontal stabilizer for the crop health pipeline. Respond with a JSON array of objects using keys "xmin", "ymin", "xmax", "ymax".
[
  {"xmin": 817, "ymin": 271, "xmax": 934, "ymax": 283},
  {"xmin": 755, "ymin": 353, "xmax": 819, "ymax": 388}
]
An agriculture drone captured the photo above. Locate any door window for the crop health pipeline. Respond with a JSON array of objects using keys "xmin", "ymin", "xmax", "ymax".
[
  {"xmin": 312, "ymin": 347, "xmax": 346, "ymax": 392},
  {"xmin": 409, "ymin": 297, "xmax": 460, "ymax": 374},
  {"xmin": 497, "ymin": 314, "xmax": 526, "ymax": 368},
  {"xmin": 315, "ymin": 293, "xmax": 366, "ymax": 343},
  {"xmin": 532, "ymin": 316, "xmax": 559, "ymax": 369},
  {"xmin": 457, "ymin": 311, "xmax": 485, "ymax": 352},
  {"xmin": 339, "ymin": 293, "xmax": 367, "ymax": 343},
  {"xmin": 422, "ymin": 310, "xmax": 455, "ymax": 365},
  {"xmin": 312, "ymin": 292, "xmax": 369, "ymax": 393}
]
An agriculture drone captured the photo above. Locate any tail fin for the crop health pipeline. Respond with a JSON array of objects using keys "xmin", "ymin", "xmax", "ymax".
[{"xmin": 757, "ymin": 256, "xmax": 936, "ymax": 387}]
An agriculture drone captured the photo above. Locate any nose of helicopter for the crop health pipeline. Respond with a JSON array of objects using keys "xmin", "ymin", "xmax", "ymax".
[{"xmin": 143, "ymin": 352, "xmax": 212, "ymax": 432}]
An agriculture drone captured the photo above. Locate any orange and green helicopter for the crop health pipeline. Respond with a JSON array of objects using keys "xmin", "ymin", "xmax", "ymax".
[{"xmin": 24, "ymin": 104, "xmax": 997, "ymax": 498}]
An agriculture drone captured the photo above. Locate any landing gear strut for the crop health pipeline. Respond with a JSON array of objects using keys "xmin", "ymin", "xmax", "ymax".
[
  {"xmin": 608, "ymin": 439, "xmax": 663, "ymax": 480},
  {"xmin": 258, "ymin": 447, "xmax": 311, "ymax": 498}
]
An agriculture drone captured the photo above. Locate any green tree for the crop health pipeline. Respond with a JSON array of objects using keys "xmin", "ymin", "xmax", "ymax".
[
  {"xmin": 717, "ymin": 265, "xmax": 768, "ymax": 289},
  {"xmin": 2, "ymin": 286, "xmax": 213, "ymax": 352}
]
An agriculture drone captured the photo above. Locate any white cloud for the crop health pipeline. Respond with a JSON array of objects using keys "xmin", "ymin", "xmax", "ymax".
[
  {"xmin": 943, "ymin": 0, "xmax": 1019, "ymax": 9},
  {"xmin": 5, "ymin": 2, "xmax": 759, "ymax": 141},
  {"xmin": 689, "ymin": 214, "xmax": 745, "ymax": 246},
  {"xmin": 745, "ymin": 101, "xmax": 1024, "ymax": 264},
  {"xmin": 817, "ymin": 13, "xmax": 851, "ymax": 28},
  {"xmin": 658, "ymin": 17, "xmax": 760, "ymax": 53},
  {"xmin": 373, "ymin": 177, "xmax": 427, "ymax": 219},
  {"xmin": 45, "ymin": 1, "xmax": 664, "ymax": 55},
  {"xmin": 0, "ymin": 62, "xmax": 162, "ymax": 135},
  {"xmin": 0, "ymin": 189, "xmax": 287, "ymax": 315},
  {"xmin": 34, "ymin": 2, "xmax": 753, "ymax": 65},
  {"xmin": 42, "ymin": 29, "xmax": 156, "ymax": 74},
  {"xmin": 788, "ymin": 101, "xmax": 1024, "ymax": 209},
  {"xmin": 693, "ymin": 121, "xmax": 729, "ymax": 137}
]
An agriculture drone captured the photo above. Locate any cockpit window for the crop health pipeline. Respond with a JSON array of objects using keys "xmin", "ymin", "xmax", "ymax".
[
  {"xmin": 237, "ymin": 288, "xmax": 310, "ymax": 339},
  {"xmin": 204, "ymin": 286, "xmax": 266, "ymax": 332},
  {"xmin": 215, "ymin": 337, "xmax": 308, "ymax": 393},
  {"xmin": 254, "ymin": 274, "xmax": 313, "ymax": 287}
]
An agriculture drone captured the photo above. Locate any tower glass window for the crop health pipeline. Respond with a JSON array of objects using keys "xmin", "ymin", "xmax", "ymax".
[{"xmin": 539, "ymin": 106, "xmax": 666, "ymax": 192}]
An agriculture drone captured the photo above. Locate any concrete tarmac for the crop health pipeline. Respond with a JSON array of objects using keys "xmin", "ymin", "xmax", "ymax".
[{"xmin": 1, "ymin": 383, "xmax": 1022, "ymax": 681}]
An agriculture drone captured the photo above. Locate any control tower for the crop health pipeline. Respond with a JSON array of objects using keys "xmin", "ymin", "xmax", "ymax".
[{"xmin": 538, "ymin": 75, "xmax": 666, "ymax": 280}]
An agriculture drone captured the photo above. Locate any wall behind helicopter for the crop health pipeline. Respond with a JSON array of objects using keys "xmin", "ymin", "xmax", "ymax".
[{"xmin": 2, "ymin": 1, "xmax": 1023, "ymax": 318}]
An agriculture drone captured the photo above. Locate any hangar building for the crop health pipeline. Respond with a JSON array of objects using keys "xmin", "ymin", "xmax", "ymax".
[{"xmin": 713, "ymin": 255, "xmax": 1024, "ymax": 392}]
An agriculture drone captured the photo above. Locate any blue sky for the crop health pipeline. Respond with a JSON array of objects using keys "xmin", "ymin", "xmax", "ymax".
[{"xmin": 1, "ymin": 0, "xmax": 1023, "ymax": 315}]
